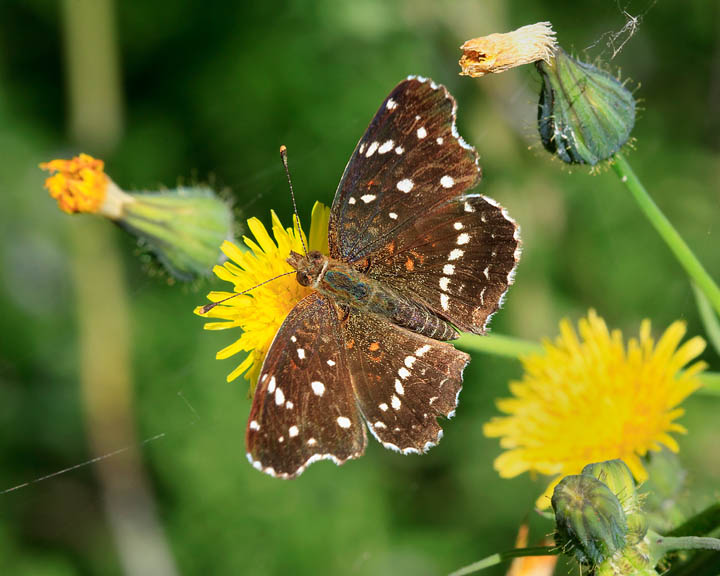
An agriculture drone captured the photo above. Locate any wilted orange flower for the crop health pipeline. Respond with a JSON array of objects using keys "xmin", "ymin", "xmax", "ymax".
[
  {"xmin": 40, "ymin": 153, "xmax": 109, "ymax": 214},
  {"xmin": 460, "ymin": 22, "xmax": 557, "ymax": 77}
]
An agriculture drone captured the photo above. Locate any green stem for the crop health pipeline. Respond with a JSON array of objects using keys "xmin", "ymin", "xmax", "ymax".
[
  {"xmin": 448, "ymin": 546, "xmax": 558, "ymax": 576},
  {"xmin": 611, "ymin": 152, "xmax": 720, "ymax": 318},
  {"xmin": 700, "ymin": 372, "xmax": 720, "ymax": 396},
  {"xmin": 669, "ymin": 503, "xmax": 720, "ymax": 538},
  {"xmin": 456, "ymin": 333, "xmax": 543, "ymax": 359},
  {"xmin": 457, "ymin": 332, "xmax": 719, "ymax": 396},
  {"xmin": 648, "ymin": 529, "xmax": 720, "ymax": 566},
  {"xmin": 693, "ymin": 284, "xmax": 720, "ymax": 356}
]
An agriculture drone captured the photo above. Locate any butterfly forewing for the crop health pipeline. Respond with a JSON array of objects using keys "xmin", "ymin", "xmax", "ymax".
[
  {"xmin": 247, "ymin": 293, "xmax": 367, "ymax": 478},
  {"xmin": 343, "ymin": 310, "xmax": 470, "ymax": 453},
  {"xmin": 367, "ymin": 194, "xmax": 520, "ymax": 334},
  {"xmin": 329, "ymin": 76, "xmax": 480, "ymax": 263}
]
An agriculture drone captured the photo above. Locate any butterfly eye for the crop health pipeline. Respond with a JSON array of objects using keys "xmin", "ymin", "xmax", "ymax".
[
  {"xmin": 309, "ymin": 250, "xmax": 323, "ymax": 262},
  {"xmin": 296, "ymin": 271, "xmax": 312, "ymax": 286}
]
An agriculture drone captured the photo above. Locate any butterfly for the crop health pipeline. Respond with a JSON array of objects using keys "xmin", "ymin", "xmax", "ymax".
[{"xmin": 246, "ymin": 76, "xmax": 520, "ymax": 478}]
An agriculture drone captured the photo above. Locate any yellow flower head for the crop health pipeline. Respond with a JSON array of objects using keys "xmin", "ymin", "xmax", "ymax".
[
  {"xmin": 484, "ymin": 310, "xmax": 706, "ymax": 507},
  {"xmin": 196, "ymin": 202, "xmax": 330, "ymax": 390},
  {"xmin": 40, "ymin": 153, "xmax": 108, "ymax": 214}
]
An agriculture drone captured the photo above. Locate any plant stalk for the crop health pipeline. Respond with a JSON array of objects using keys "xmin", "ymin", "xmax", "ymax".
[
  {"xmin": 448, "ymin": 546, "xmax": 558, "ymax": 576},
  {"xmin": 611, "ymin": 152, "xmax": 720, "ymax": 318}
]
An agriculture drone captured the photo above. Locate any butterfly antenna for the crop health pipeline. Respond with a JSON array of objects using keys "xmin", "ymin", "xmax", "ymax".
[
  {"xmin": 280, "ymin": 145, "xmax": 308, "ymax": 257},
  {"xmin": 200, "ymin": 270, "xmax": 296, "ymax": 314}
]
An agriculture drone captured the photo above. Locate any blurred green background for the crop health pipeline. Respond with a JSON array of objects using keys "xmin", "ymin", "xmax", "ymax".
[{"xmin": 1, "ymin": 1, "xmax": 718, "ymax": 574}]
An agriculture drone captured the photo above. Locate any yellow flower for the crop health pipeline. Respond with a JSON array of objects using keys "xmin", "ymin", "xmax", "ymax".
[
  {"xmin": 196, "ymin": 202, "xmax": 330, "ymax": 390},
  {"xmin": 484, "ymin": 310, "xmax": 706, "ymax": 507},
  {"xmin": 40, "ymin": 153, "xmax": 109, "ymax": 214}
]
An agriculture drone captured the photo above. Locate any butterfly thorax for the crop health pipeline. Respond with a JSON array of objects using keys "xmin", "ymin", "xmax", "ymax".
[{"xmin": 288, "ymin": 250, "xmax": 458, "ymax": 341}]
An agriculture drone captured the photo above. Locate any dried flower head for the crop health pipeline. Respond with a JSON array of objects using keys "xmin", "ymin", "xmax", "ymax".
[{"xmin": 460, "ymin": 22, "xmax": 557, "ymax": 77}]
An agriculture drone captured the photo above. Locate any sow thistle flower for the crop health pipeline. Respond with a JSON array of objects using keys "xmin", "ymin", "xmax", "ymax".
[
  {"xmin": 484, "ymin": 310, "xmax": 706, "ymax": 507},
  {"xmin": 40, "ymin": 153, "xmax": 233, "ymax": 280},
  {"xmin": 195, "ymin": 203, "xmax": 329, "ymax": 390}
]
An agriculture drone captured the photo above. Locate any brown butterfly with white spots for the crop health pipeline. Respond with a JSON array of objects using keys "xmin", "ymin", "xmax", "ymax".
[{"xmin": 243, "ymin": 76, "xmax": 520, "ymax": 478}]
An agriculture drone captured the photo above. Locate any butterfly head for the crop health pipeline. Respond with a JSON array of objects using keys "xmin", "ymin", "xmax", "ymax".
[{"xmin": 287, "ymin": 250, "xmax": 328, "ymax": 288}]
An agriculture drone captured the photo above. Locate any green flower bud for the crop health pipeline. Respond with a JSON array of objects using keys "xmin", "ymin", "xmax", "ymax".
[
  {"xmin": 582, "ymin": 460, "xmax": 648, "ymax": 544},
  {"xmin": 552, "ymin": 474, "xmax": 628, "ymax": 565},
  {"xmin": 536, "ymin": 48, "xmax": 635, "ymax": 165},
  {"xmin": 121, "ymin": 187, "xmax": 234, "ymax": 281},
  {"xmin": 582, "ymin": 460, "xmax": 637, "ymax": 504}
]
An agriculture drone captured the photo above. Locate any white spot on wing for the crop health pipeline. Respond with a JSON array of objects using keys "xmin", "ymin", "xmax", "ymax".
[
  {"xmin": 389, "ymin": 212, "xmax": 398, "ymax": 220},
  {"xmin": 395, "ymin": 146, "xmax": 404, "ymax": 155},
  {"xmin": 307, "ymin": 438, "xmax": 317, "ymax": 446},
  {"xmin": 297, "ymin": 348, "xmax": 306, "ymax": 359},
  {"xmin": 453, "ymin": 222, "xmax": 463, "ymax": 230},
  {"xmin": 249, "ymin": 420, "xmax": 260, "ymax": 431},
  {"xmin": 378, "ymin": 140, "xmax": 394, "ymax": 154},
  {"xmin": 365, "ymin": 141, "xmax": 379, "ymax": 157},
  {"xmin": 348, "ymin": 197, "xmax": 356, "ymax": 205},
  {"xmin": 417, "ymin": 126, "xmax": 427, "ymax": 139},
  {"xmin": 439, "ymin": 277, "xmax": 450, "ymax": 291},
  {"xmin": 374, "ymin": 421, "xmax": 387, "ymax": 429},
  {"xmin": 396, "ymin": 179, "xmax": 413, "ymax": 193},
  {"xmin": 337, "ymin": 416, "xmax": 351, "ymax": 429},
  {"xmin": 415, "ymin": 344, "xmax": 431, "ymax": 357},
  {"xmin": 379, "ymin": 403, "xmax": 388, "ymax": 412},
  {"xmin": 443, "ymin": 264, "xmax": 455, "ymax": 275},
  {"xmin": 457, "ymin": 233, "xmax": 470, "ymax": 245},
  {"xmin": 440, "ymin": 175, "xmax": 454, "ymax": 188},
  {"xmin": 361, "ymin": 194, "xmax": 376, "ymax": 203},
  {"xmin": 395, "ymin": 380, "xmax": 404, "ymax": 395},
  {"xmin": 290, "ymin": 335, "xmax": 297, "ymax": 343},
  {"xmin": 311, "ymin": 381, "xmax": 325, "ymax": 396},
  {"xmin": 326, "ymin": 359, "xmax": 335, "ymax": 366},
  {"xmin": 386, "ymin": 98, "xmax": 397, "ymax": 110},
  {"xmin": 464, "ymin": 201, "xmax": 475, "ymax": 213},
  {"xmin": 440, "ymin": 294, "xmax": 450, "ymax": 310},
  {"xmin": 483, "ymin": 266, "xmax": 490, "ymax": 279},
  {"xmin": 289, "ymin": 425, "xmax": 299, "ymax": 438},
  {"xmin": 398, "ymin": 367, "xmax": 410, "ymax": 380},
  {"xmin": 391, "ymin": 395, "xmax": 401, "ymax": 410},
  {"xmin": 436, "ymin": 137, "xmax": 444, "ymax": 144},
  {"xmin": 404, "ymin": 356, "xmax": 416, "ymax": 368},
  {"xmin": 268, "ymin": 376, "xmax": 276, "ymax": 394},
  {"xmin": 449, "ymin": 248, "xmax": 464, "ymax": 260},
  {"xmin": 275, "ymin": 387, "xmax": 285, "ymax": 406},
  {"xmin": 286, "ymin": 401, "xmax": 294, "ymax": 409}
]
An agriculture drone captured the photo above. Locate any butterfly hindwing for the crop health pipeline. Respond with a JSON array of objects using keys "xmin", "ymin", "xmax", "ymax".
[
  {"xmin": 247, "ymin": 293, "xmax": 367, "ymax": 478},
  {"xmin": 342, "ymin": 309, "xmax": 470, "ymax": 453},
  {"xmin": 367, "ymin": 194, "xmax": 520, "ymax": 334},
  {"xmin": 329, "ymin": 76, "xmax": 480, "ymax": 263}
]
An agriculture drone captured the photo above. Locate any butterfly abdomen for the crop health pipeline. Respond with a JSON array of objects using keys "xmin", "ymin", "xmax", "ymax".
[{"xmin": 321, "ymin": 263, "xmax": 458, "ymax": 341}]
